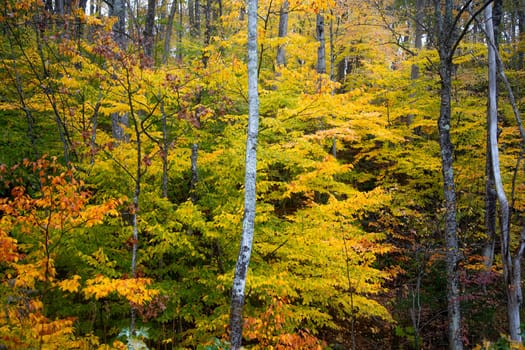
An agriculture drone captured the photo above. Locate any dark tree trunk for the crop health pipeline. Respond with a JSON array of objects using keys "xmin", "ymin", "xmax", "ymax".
[
  {"xmin": 194, "ymin": 0, "xmax": 201, "ymax": 37},
  {"xmin": 144, "ymin": 0, "xmax": 156, "ymax": 59},
  {"xmin": 436, "ymin": 1, "xmax": 463, "ymax": 348},
  {"xmin": 316, "ymin": 13, "xmax": 326, "ymax": 74},
  {"xmin": 276, "ymin": 0, "xmax": 288, "ymax": 67}
]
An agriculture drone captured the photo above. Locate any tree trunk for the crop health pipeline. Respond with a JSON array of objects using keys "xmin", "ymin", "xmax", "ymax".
[
  {"xmin": 316, "ymin": 13, "xmax": 326, "ymax": 74},
  {"xmin": 160, "ymin": 100, "xmax": 169, "ymax": 198},
  {"xmin": 485, "ymin": 3, "xmax": 522, "ymax": 341},
  {"xmin": 188, "ymin": 0, "xmax": 195, "ymax": 31},
  {"xmin": 162, "ymin": 0, "xmax": 178, "ymax": 64},
  {"xmin": 229, "ymin": 0, "xmax": 259, "ymax": 346},
  {"xmin": 194, "ymin": 0, "xmax": 201, "ymax": 37},
  {"xmin": 110, "ymin": 0, "xmax": 127, "ymax": 49},
  {"xmin": 410, "ymin": 0, "xmax": 424, "ymax": 80},
  {"xmin": 276, "ymin": 0, "xmax": 288, "ymax": 67},
  {"xmin": 144, "ymin": 0, "xmax": 156, "ymax": 59},
  {"xmin": 190, "ymin": 143, "xmax": 199, "ymax": 203},
  {"xmin": 437, "ymin": 1, "xmax": 463, "ymax": 348},
  {"xmin": 438, "ymin": 56, "xmax": 463, "ymax": 350},
  {"xmin": 515, "ymin": 0, "xmax": 525, "ymax": 69}
]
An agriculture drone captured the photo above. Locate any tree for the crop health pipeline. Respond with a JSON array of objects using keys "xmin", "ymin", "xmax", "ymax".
[
  {"xmin": 276, "ymin": 0, "xmax": 289, "ymax": 67},
  {"xmin": 229, "ymin": 0, "xmax": 259, "ymax": 346}
]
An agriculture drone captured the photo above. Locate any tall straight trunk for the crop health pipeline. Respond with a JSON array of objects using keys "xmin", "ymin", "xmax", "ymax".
[
  {"xmin": 483, "ymin": 149, "xmax": 497, "ymax": 268},
  {"xmin": 410, "ymin": 0, "xmax": 424, "ymax": 79},
  {"xmin": 276, "ymin": 0, "xmax": 288, "ymax": 67},
  {"xmin": 485, "ymin": 3, "xmax": 522, "ymax": 341},
  {"xmin": 483, "ymin": 0, "xmax": 500, "ymax": 269},
  {"xmin": 190, "ymin": 143, "xmax": 199, "ymax": 203},
  {"xmin": 177, "ymin": 0, "xmax": 183, "ymax": 62},
  {"xmin": 438, "ymin": 55, "xmax": 463, "ymax": 350},
  {"xmin": 316, "ymin": 13, "xmax": 326, "ymax": 74},
  {"xmin": 144, "ymin": 0, "xmax": 156, "ymax": 59},
  {"xmin": 229, "ymin": 0, "xmax": 259, "ymax": 346},
  {"xmin": 160, "ymin": 100, "xmax": 169, "ymax": 198},
  {"xmin": 55, "ymin": 0, "xmax": 64, "ymax": 14},
  {"xmin": 126, "ymin": 71, "xmax": 141, "ymax": 336},
  {"xmin": 162, "ymin": 0, "xmax": 177, "ymax": 64},
  {"xmin": 437, "ymin": 1, "xmax": 463, "ymax": 348},
  {"xmin": 110, "ymin": 0, "xmax": 127, "ymax": 49},
  {"xmin": 516, "ymin": 0, "xmax": 525, "ymax": 69},
  {"xmin": 194, "ymin": 0, "xmax": 201, "ymax": 37},
  {"xmin": 203, "ymin": 0, "xmax": 212, "ymax": 66},
  {"xmin": 188, "ymin": 0, "xmax": 195, "ymax": 30},
  {"xmin": 329, "ymin": 11, "xmax": 335, "ymax": 81}
]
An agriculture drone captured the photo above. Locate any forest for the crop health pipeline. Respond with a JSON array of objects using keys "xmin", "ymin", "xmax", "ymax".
[{"xmin": 0, "ymin": 0, "xmax": 525, "ymax": 349}]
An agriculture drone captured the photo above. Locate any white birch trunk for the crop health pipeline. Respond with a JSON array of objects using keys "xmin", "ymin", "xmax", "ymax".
[
  {"xmin": 485, "ymin": 4, "xmax": 522, "ymax": 341},
  {"xmin": 229, "ymin": 0, "xmax": 259, "ymax": 346}
]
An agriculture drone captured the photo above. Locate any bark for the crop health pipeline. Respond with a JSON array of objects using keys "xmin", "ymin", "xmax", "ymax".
[
  {"xmin": 486, "ymin": 4, "xmax": 522, "ymax": 341},
  {"xmin": 162, "ymin": 0, "xmax": 177, "ymax": 64},
  {"xmin": 110, "ymin": 0, "xmax": 127, "ymax": 49},
  {"xmin": 177, "ymin": 0, "xmax": 183, "ymax": 62},
  {"xmin": 229, "ymin": 0, "xmax": 259, "ymax": 346},
  {"xmin": 483, "ymin": 150, "xmax": 497, "ymax": 268},
  {"xmin": 276, "ymin": 0, "xmax": 288, "ymax": 67},
  {"xmin": 56, "ymin": 0, "xmax": 64, "ymax": 14},
  {"xmin": 316, "ymin": 13, "xmax": 326, "ymax": 74},
  {"xmin": 438, "ymin": 55, "xmax": 463, "ymax": 350},
  {"xmin": 144, "ymin": 0, "xmax": 156, "ymax": 59},
  {"xmin": 90, "ymin": 93, "xmax": 102, "ymax": 165},
  {"xmin": 126, "ymin": 70, "xmax": 141, "ymax": 336},
  {"xmin": 111, "ymin": 113, "xmax": 129, "ymax": 141},
  {"xmin": 516, "ymin": 0, "xmax": 525, "ymax": 69},
  {"xmin": 188, "ymin": 0, "xmax": 195, "ymax": 30},
  {"xmin": 203, "ymin": 0, "xmax": 213, "ymax": 66},
  {"xmin": 190, "ymin": 143, "xmax": 199, "ymax": 203},
  {"xmin": 78, "ymin": 0, "xmax": 87, "ymax": 12},
  {"xmin": 410, "ymin": 0, "xmax": 424, "ymax": 80},
  {"xmin": 194, "ymin": 0, "xmax": 201, "ymax": 37},
  {"xmin": 160, "ymin": 100, "xmax": 169, "ymax": 198},
  {"xmin": 436, "ymin": 1, "xmax": 463, "ymax": 348}
]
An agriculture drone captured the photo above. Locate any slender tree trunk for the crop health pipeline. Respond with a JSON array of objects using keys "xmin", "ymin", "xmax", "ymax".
[
  {"xmin": 90, "ymin": 93, "xmax": 102, "ymax": 165},
  {"xmin": 276, "ymin": 0, "xmax": 288, "ymax": 67},
  {"xmin": 229, "ymin": 0, "xmax": 259, "ymax": 346},
  {"xmin": 437, "ymin": 2, "xmax": 463, "ymax": 348},
  {"xmin": 483, "ymin": 150, "xmax": 497, "ymax": 269},
  {"xmin": 127, "ymin": 71, "xmax": 141, "ymax": 336},
  {"xmin": 202, "ymin": 0, "xmax": 212, "ymax": 66},
  {"xmin": 190, "ymin": 143, "xmax": 199, "ymax": 203},
  {"xmin": 177, "ymin": 0, "xmax": 183, "ymax": 62},
  {"xmin": 329, "ymin": 11, "xmax": 336, "ymax": 82},
  {"xmin": 485, "ymin": 3, "xmax": 522, "ymax": 341},
  {"xmin": 162, "ymin": 0, "xmax": 177, "ymax": 64},
  {"xmin": 438, "ymin": 55, "xmax": 463, "ymax": 350},
  {"xmin": 516, "ymin": 0, "xmax": 525, "ymax": 69},
  {"xmin": 316, "ymin": 13, "xmax": 326, "ymax": 74},
  {"xmin": 160, "ymin": 100, "xmax": 169, "ymax": 198}
]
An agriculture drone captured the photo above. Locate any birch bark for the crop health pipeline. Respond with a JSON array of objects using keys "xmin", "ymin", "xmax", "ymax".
[{"xmin": 229, "ymin": 0, "xmax": 259, "ymax": 346}]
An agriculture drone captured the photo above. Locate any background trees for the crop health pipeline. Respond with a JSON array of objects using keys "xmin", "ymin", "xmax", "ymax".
[{"xmin": 1, "ymin": 0, "xmax": 525, "ymax": 349}]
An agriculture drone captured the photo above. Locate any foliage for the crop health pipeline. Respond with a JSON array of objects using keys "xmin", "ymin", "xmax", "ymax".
[{"xmin": 0, "ymin": 0, "xmax": 524, "ymax": 348}]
